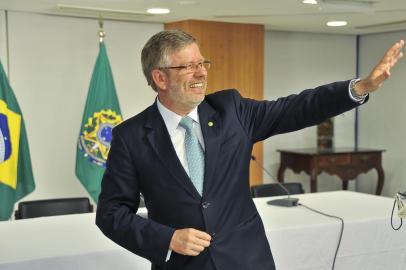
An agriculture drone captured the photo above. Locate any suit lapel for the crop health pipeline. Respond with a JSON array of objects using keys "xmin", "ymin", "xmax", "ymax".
[
  {"xmin": 144, "ymin": 102, "xmax": 201, "ymax": 200},
  {"xmin": 198, "ymin": 100, "xmax": 221, "ymax": 196}
]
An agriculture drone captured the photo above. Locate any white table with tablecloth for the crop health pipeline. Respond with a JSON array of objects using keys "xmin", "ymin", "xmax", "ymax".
[{"xmin": 1, "ymin": 191, "xmax": 405, "ymax": 270}]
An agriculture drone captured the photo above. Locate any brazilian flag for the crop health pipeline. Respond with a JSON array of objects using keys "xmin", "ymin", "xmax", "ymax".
[
  {"xmin": 0, "ymin": 60, "xmax": 35, "ymax": 221},
  {"xmin": 75, "ymin": 42, "xmax": 122, "ymax": 203}
]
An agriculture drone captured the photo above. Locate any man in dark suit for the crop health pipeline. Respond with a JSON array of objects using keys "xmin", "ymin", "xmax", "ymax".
[{"xmin": 96, "ymin": 30, "xmax": 403, "ymax": 270}]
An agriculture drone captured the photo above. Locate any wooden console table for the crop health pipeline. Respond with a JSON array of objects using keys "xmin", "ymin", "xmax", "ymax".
[{"xmin": 277, "ymin": 148, "xmax": 385, "ymax": 194}]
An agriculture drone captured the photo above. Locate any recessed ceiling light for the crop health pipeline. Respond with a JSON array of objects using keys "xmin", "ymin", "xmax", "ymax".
[
  {"xmin": 327, "ymin": 21, "xmax": 348, "ymax": 27},
  {"xmin": 302, "ymin": 0, "xmax": 318, "ymax": 4},
  {"xmin": 146, "ymin": 8, "xmax": 170, "ymax": 14}
]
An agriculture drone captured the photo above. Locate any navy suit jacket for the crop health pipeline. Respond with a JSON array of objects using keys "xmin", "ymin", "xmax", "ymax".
[{"xmin": 96, "ymin": 80, "xmax": 363, "ymax": 270}]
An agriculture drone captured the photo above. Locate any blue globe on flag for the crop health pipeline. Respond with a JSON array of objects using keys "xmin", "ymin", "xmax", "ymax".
[{"xmin": 0, "ymin": 113, "xmax": 12, "ymax": 163}]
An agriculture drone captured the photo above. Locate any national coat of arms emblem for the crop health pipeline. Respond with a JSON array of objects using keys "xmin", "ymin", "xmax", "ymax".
[{"xmin": 78, "ymin": 109, "xmax": 122, "ymax": 167}]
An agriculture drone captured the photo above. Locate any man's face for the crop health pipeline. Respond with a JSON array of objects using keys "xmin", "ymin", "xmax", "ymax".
[{"xmin": 158, "ymin": 43, "xmax": 208, "ymax": 115}]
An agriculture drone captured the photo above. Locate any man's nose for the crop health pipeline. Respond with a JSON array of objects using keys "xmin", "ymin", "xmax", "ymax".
[{"xmin": 194, "ymin": 65, "xmax": 207, "ymax": 77}]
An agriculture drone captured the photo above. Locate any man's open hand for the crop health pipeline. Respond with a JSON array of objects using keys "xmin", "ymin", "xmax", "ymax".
[{"xmin": 355, "ymin": 40, "xmax": 404, "ymax": 95}]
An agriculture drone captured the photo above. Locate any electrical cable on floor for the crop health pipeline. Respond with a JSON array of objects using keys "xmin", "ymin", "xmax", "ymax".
[{"xmin": 298, "ymin": 203, "xmax": 344, "ymax": 270}]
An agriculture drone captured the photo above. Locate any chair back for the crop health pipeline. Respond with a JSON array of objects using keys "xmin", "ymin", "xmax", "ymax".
[
  {"xmin": 251, "ymin": 182, "xmax": 304, "ymax": 198},
  {"xmin": 15, "ymin": 197, "xmax": 93, "ymax": 219}
]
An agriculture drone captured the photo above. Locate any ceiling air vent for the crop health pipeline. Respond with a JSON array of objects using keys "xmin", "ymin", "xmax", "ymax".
[
  {"xmin": 355, "ymin": 20, "xmax": 406, "ymax": 31},
  {"xmin": 44, "ymin": 4, "xmax": 152, "ymax": 21},
  {"xmin": 319, "ymin": 0, "xmax": 377, "ymax": 13}
]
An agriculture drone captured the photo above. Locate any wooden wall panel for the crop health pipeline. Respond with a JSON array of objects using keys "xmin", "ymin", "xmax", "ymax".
[{"xmin": 165, "ymin": 20, "xmax": 264, "ymax": 186}]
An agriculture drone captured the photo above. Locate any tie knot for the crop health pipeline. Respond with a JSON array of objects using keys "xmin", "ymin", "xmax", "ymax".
[{"xmin": 179, "ymin": 116, "xmax": 194, "ymax": 131}]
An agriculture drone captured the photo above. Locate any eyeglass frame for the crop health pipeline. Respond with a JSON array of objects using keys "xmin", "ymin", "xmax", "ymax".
[{"xmin": 158, "ymin": 60, "xmax": 211, "ymax": 73}]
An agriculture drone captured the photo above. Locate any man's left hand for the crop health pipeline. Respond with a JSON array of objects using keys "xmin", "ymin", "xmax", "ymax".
[{"xmin": 355, "ymin": 40, "xmax": 404, "ymax": 95}]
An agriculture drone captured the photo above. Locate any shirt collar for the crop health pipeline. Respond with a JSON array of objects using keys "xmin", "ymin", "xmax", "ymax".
[{"xmin": 156, "ymin": 97, "xmax": 200, "ymax": 137}]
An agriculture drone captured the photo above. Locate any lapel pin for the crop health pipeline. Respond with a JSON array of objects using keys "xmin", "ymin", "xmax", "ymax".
[{"xmin": 208, "ymin": 121, "xmax": 214, "ymax": 127}]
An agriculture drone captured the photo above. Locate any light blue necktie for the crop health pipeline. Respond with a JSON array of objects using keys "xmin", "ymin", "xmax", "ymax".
[{"xmin": 179, "ymin": 116, "xmax": 205, "ymax": 196}]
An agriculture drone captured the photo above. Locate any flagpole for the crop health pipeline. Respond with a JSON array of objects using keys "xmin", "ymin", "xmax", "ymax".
[
  {"xmin": 5, "ymin": 10, "xmax": 10, "ymax": 79},
  {"xmin": 76, "ymin": 16, "xmax": 122, "ymax": 203},
  {"xmin": 98, "ymin": 15, "xmax": 105, "ymax": 43}
]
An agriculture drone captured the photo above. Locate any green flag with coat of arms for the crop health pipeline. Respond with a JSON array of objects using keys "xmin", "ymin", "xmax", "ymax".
[
  {"xmin": 0, "ymin": 59, "xmax": 35, "ymax": 221},
  {"xmin": 75, "ymin": 42, "xmax": 122, "ymax": 203}
]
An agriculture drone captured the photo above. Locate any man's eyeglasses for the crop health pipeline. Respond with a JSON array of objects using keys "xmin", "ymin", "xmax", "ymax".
[{"xmin": 159, "ymin": 60, "xmax": 211, "ymax": 73}]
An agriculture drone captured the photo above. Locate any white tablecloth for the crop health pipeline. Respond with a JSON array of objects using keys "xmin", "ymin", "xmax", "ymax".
[
  {"xmin": 1, "ymin": 191, "xmax": 405, "ymax": 270},
  {"xmin": 260, "ymin": 191, "xmax": 406, "ymax": 270}
]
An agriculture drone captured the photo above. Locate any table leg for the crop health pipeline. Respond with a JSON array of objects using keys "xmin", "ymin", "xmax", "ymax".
[
  {"xmin": 310, "ymin": 169, "xmax": 318, "ymax": 193},
  {"xmin": 375, "ymin": 165, "xmax": 385, "ymax": 195},
  {"xmin": 277, "ymin": 164, "xmax": 286, "ymax": 183},
  {"xmin": 342, "ymin": 181, "xmax": 349, "ymax": 190}
]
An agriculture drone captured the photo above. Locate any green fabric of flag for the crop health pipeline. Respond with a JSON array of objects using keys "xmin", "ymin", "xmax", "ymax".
[
  {"xmin": 76, "ymin": 42, "xmax": 122, "ymax": 203},
  {"xmin": 0, "ymin": 60, "xmax": 35, "ymax": 221}
]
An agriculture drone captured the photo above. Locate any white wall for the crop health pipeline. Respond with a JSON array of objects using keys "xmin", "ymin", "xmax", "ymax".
[
  {"xmin": 3, "ymin": 11, "xmax": 404, "ymax": 207},
  {"xmin": 3, "ymin": 11, "xmax": 162, "ymax": 206},
  {"xmin": 358, "ymin": 31, "xmax": 406, "ymax": 197},
  {"xmin": 263, "ymin": 31, "xmax": 357, "ymax": 193}
]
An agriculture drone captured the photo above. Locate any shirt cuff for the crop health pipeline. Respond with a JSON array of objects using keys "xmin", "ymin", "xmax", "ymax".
[
  {"xmin": 166, "ymin": 250, "xmax": 172, "ymax": 262},
  {"xmin": 348, "ymin": 78, "xmax": 368, "ymax": 104}
]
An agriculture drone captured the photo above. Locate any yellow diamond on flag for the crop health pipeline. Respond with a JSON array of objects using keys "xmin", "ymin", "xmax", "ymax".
[{"xmin": 0, "ymin": 99, "xmax": 21, "ymax": 189}]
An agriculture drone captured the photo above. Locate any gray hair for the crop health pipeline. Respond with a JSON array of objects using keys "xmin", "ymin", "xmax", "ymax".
[{"xmin": 141, "ymin": 29, "xmax": 197, "ymax": 92}]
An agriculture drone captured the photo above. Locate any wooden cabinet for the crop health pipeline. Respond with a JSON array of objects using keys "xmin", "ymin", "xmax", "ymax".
[
  {"xmin": 165, "ymin": 20, "xmax": 264, "ymax": 186},
  {"xmin": 277, "ymin": 148, "xmax": 385, "ymax": 194}
]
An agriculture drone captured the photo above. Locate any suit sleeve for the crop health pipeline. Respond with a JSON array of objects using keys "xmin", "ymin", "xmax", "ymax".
[
  {"xmin": 96, "ymin": 128, "xmax": 175, "ymax": 265},
  {"xmin": 231, "ymin": 80, "xmax": 365, "ymax": 143}
]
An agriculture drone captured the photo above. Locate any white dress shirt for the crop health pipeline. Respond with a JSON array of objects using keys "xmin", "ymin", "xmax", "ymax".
[
  {"xmin": 156, "ymin": 97, "xmax": 205, "ymax": 177},
  {"xmin": 156, "ymin": 98, "xmax": 206, "ymax": 260}
]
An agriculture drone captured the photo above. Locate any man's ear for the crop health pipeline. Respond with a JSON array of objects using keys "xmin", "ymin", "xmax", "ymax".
[{"xmin": 151, "ymin": 69, "xmax": 168, "ymax": 90}]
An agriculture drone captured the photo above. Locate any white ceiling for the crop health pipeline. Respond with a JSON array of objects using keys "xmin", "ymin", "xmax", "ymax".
[{"xmin": 1, "ymin": 0, "xmax": 406, "ymax": 35}]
